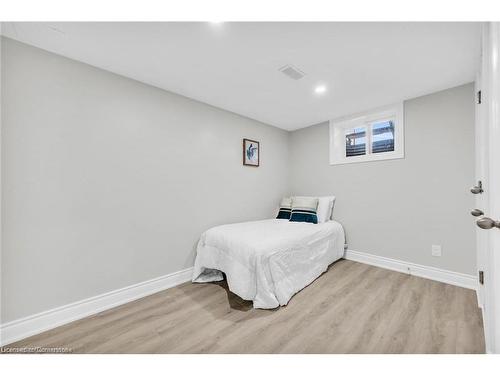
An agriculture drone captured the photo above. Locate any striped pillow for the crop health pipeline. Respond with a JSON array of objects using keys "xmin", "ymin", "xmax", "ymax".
[
  {"xmin": 290, "ymin": 196, "xmax": 319, "ymax": 224},
  {"xmin": 276, "ymin": 197, "xmax": 292, "ymax": 220}
]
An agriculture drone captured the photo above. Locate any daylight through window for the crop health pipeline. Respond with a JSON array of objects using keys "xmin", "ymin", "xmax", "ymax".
[{"xmin": 330, "ymin": 104, "xmax": 404, "ymax": 165}]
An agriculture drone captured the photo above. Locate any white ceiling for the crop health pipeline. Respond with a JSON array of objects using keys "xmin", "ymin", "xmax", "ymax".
[{"xmin": 1, "ymin": 22, "xmax": 481, "ymax": 130}]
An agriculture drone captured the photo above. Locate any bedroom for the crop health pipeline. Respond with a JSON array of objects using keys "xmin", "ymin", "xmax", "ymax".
[{"xmin": 1, "ymin": 0, "xmax": 500, "ymax": 372}]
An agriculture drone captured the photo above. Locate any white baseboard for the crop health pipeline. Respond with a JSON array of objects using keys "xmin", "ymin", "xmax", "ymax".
[
  {"xmin": 0, "ymin": 267, "xmax": 193, "ymax": 347},
  {"xmin": 1, "ymin": 253, "xmax": 478, "ymax": 347},
  {"xmin": 344, "ymin": 250, "xmax": 477, "ymax": 290}
]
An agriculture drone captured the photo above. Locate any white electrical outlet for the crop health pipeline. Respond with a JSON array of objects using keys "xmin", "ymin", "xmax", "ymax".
[{"xmin": 432, "ymin": 245, "xmax": 442, "ymax": 257}]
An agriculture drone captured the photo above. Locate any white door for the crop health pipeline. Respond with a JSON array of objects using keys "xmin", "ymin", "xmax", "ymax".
[
  {"xmin": 476, "ymin": 22, "xmax": 500, "ymax": 354},
  {"xmin": 474, "ymin": 68, "xmax": 486, "ymax": 311}
]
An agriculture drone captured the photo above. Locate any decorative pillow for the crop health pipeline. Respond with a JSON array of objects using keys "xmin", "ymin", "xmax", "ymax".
[
  {"xmin": 290, "ymin": 196, "xmax": 319, "ymax": 224},
  {"xmin": 276, "ymin": 197, "xmax": 292, "ymax": 220},
  {"xmin": 294, "ymin": 196, "xmax": 335, "ymax": 223}
]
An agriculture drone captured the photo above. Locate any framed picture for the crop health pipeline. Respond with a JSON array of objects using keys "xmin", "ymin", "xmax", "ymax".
[{"xmin": 243, "ymin": 138, "xmax": 259, "ymax": 167}]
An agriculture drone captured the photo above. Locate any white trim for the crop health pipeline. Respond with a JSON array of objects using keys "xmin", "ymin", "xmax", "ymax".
[
  {"xmin": 0, "ymin": 267, "xmax": 193, "ymax": 346},
  {"xmin": 483, "ymin": 21, "xmax": 500, "ymax": 355},
  {"xmin": 0, "ymin": 254, "xmax": 479, "ymax": 347},
  {"xmin": 344, "ymin": 250, "xmax": 477, "ymax": 290}
]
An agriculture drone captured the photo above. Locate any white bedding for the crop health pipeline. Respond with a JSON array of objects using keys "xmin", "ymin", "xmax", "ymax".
[{"xmin": 192, "ymin": 219, "xmax": 345, "ymax": 309}]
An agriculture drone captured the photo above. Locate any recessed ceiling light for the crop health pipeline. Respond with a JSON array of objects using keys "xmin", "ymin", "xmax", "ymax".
[{"xmin": 314, "ymin": 85, "xmax": 327, "ymax": 95}]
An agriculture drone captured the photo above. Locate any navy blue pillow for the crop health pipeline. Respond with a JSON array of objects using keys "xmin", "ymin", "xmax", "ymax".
[
  {"xmin": 289, "ymin": 197, "xmax": 319, "ymax": 224},
  {"xmin": 276, "ymin": 197, "xmax": 292, "ymax": 220}
]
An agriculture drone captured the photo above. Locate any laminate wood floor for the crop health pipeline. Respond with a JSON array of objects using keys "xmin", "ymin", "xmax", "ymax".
[{"xmin": 4, "ymin": 260, "xmax": 485, "ymax": 353}]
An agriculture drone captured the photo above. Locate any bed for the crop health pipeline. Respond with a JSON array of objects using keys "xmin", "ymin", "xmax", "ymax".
[{"xmin": 192, "ymin": 218, "xmax": 345, "ymax": 309}]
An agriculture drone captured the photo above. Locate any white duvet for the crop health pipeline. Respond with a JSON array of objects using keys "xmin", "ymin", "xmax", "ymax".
[{"xmin": 192, "ymin": 219, "xmax": 345, "ymax": 309}]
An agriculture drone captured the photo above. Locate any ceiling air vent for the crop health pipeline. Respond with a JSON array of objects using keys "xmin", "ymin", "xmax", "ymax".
[{"xmin": 279, "ymin": 64, "xmax": 306, "ymax": 80}]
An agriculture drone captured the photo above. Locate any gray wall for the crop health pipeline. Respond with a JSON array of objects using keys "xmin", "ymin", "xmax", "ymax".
[
  {"xmin": 289, "ymin": 83, "xmax": 475, "ymax": 275},
  {"xmin": 0, "ymin": 37, "xmax": 476, "ymax": 323},
  {"xmin": 1, "ymin": 38, "xmax": 289, "ymax": 322}
]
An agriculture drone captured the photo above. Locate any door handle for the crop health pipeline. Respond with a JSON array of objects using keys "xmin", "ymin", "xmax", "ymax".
[
  {"xmin": 471, "ymin": 209, "xmax": 484, "ymax": 217},
  {"xmin": 470, "ymin": 180, "xmax": 484, "ymax": 194},
  {"xmin": 476, "ymin": 217, "xmax": 500, "ymax": 230}
]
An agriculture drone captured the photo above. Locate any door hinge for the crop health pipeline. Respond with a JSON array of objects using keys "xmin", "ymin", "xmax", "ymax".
[
  {"xmin": 479, "ymin": 270, "xmax": 484, "ymax": 285},
  {"xmin": 477, "ymin": 90, "xmax": 482, "ymax": 104}
]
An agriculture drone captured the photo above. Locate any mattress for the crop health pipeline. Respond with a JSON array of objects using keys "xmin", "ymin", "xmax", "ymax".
[{"xmin": 192, "ymin": 219, "xmax": 345, "ymax": 309}]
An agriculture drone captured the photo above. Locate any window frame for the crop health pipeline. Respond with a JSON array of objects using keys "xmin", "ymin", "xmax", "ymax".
[{"xmin": 329, "ymin": 103, "xmax": 404, "ymax": 165}]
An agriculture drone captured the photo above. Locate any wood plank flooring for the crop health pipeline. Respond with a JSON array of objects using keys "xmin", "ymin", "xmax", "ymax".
[{"xmin": 4, "ymin": 260, "xmax": 485, "ymax": 353}]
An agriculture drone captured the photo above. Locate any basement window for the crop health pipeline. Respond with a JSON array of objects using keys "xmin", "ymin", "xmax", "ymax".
[{"xmin": 330, "ymin": 103, "xmax": 404, "ymax": 165}]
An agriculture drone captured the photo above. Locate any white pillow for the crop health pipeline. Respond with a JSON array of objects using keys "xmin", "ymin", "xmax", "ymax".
[
  {"xmin": 293, "ymin": 196, "xmax": 335, "ymax": 223},
  {"xmin": 329, "ymin": 196, "xmax": 336, "ymax": 219},
  {"xmin": 317, "ymin": 196, "xmax": 336, "ymax": 223}
]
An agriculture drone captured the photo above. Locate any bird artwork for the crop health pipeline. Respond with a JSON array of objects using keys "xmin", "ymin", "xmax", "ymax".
[
  {"xmin": 246, "ymin": 143, "xmax": 257, "ymax": 161},
  {"xmin": 243, "ymin": 139, "xmax": 259, "ymax": 166}
]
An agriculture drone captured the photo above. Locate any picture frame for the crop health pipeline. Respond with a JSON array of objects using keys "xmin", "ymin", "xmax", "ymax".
[{"xmin": 243, "ymin": 138, "xmax": 259, "ymax": 167}]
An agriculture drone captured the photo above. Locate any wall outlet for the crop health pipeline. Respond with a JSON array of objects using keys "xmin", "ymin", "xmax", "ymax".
[{"xmin": 432, "ymin": 245, "xmax": 442, "ymax": 257}]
